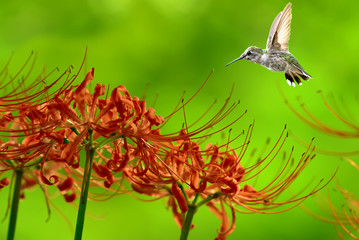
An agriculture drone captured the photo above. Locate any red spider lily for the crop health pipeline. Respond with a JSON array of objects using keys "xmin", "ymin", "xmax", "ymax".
[
  {"xmin": 0, "ymin": 65, "xmax": 170, "ymax": 240},
  {"xmin": 0, "ymin": 62, "xmax": 106, "ymax": 207},
  {"xmin": 0, "ymin": 53, "xmax": 84, "ymax": 167},
  {"xmin": 125, "ymin": 123, "xmax": 330, "ymax": 239},
  {"xmin": 0, "ymin": 62, "xmax": 331, "ymax": 240},
  {"xmin": 69, "ymin": 69, "xmax": 245, "ymax": 192},
  {"xmin": 47, "ymin": 67, "xmax": 167, "ymax": 165},
  {"xmin": 1, "ymin": 67, "xmax": 234, "ymax": 199},
  {"xmin": 0, "ymin": 56, "xmax": 86, "ymax": 204}
]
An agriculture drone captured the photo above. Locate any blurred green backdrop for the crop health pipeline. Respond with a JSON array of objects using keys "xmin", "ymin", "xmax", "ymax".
[{"xmin": 1, "ymin": 0, "xmax": 359, "ymax": 239}]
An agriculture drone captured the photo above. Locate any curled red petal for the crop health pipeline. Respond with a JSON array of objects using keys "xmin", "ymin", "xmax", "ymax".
[
  {"xmin": 220, "ymin": 177, "xmax": 239, "ymax": 195},
  {"xmin": 168, "ymin": 196, "xmax": 184, "ymax": 228},
  {"xmin": 108, "ymin": 137, "xmax": 130, "ymax": 172},
  {"xmin": 0, "ymin": 112, "xmax": 14, "ymax": 128},
  {"xmin": 207, "ymin": 201, "xmax": 236, "ymax": 240},
  {"xmin": 104, "ymin": 176, "xmax": 114, "ymax": 188},
  {"xmin": 74, "ymin": 68, "xmax": 94, "ymax": 95},
  {"xmin": 61, "ymin": 129, "xmax": 88, "ymax": 164},
  {"xmin": 93, "ymin": 162, "xmax": 112, "ymax": 178},
  {"xmin": 64, "ymin": 192, "xmax": 76, "ymax": 202},
  {"xmin": 40, "ymin": 173, "xmax": 58, "ymax": 185},
  {"xmin": 0, "ymin": 178, "xmax": 10, "ymax": 189},
  {"xmin": 131, "ymin": 183, "xmax": 157, "ymax": 195},
  {"xmin": 171, "ymin": 182, "xmax": 188, "ymax": 213},
  {"xmin": 57, "ymin": 177, "xmax": 74, "ymax": 191},
  {"xmin": 40, "ymin": 161, "xmax": 58, "ymax": 185},
  {"xmin": 144, "ymin": 107, "xmax": 164, "ymax": 126}
]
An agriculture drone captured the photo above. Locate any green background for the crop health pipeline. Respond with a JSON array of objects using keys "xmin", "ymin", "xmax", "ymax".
[{"xmin": 1, "ymin": 0, "xmax": 358, "ymax": 239}]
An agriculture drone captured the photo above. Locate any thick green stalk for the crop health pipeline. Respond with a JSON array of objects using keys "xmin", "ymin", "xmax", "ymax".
[
  {"xmin": 179, "ymin": 193, "xmax": 219, "ymax": 240},
  {"xmin": 179, "ymin": 205, "xmax": 197, "ymax": 240},
  {"xmin": 7, "ymin": 169, "xmax": 24, "ymax": 240},
  {"xmin": 74, "ymin": 129, "xmax": 95, "ymax": 240}
]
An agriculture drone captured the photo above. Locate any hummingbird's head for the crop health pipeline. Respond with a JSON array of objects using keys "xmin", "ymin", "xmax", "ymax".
[
  {"xmin": 225, "ymin": 46, "xmax": 264, "ymax": 66},
  {"xmin": 240, "ymin": 46, "xmax": 263, "ymax": 62}
]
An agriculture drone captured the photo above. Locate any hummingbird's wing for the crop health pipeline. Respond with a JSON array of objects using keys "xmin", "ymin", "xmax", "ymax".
[{"xmin": 266, "ymin": 3, "xmax": 292, "ymax": 52}]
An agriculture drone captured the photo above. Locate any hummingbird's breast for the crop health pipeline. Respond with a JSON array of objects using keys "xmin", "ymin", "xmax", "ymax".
[{"xmin": 260, "ymin": 52, "xmax": 288, "ymax": 73}]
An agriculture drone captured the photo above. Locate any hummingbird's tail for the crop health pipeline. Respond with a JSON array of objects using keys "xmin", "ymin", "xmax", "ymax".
[{"xmin": 285, "ymin": 71, "xmax": 311, "ymax": 87}]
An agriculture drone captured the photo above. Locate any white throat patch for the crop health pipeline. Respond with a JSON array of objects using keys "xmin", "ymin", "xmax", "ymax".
[{"xmin": 261, "ymin": 54, "xmax": 268, "ymax": 62}]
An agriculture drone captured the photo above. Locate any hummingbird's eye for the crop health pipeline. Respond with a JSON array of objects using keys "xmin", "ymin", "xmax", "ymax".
[{"xmin": 247, "ymin": 51, "xmax": 252, "ymax": 56}]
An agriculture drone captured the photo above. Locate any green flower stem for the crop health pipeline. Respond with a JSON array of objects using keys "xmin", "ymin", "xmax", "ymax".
[
  {"xmin": 196, "ymin": 194, "xmax": 219, "ymax": 208},
  {"xmin": 74, "ymin": 129, "xmax": 95, "ymax": 240},
  {"xmin": 95, "ymin": 134, "xmax": 122, "ymax": 149},
  {"xmin": 179, "ymin": 193, "xmax": 220, "ymax": 240},
  {"xmin": 180, "ymin": 204, "xmax": 197, "ymax": 240},
  {"xmin": 7, "ymin": 169, "xmax": 24, "ymax": 240}
]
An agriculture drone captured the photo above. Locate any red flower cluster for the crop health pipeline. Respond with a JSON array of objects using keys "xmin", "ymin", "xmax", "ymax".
[
  {"xmin": 126, "ymin": 123, "xmax": 327, "ymax": 239},
  {"xmin": 0, "ymin": 66, "xmax": 168, "ymax": 202},
  {"xmin": 0, "ymin": 63, "xmax": 329, "ymax": 239}
]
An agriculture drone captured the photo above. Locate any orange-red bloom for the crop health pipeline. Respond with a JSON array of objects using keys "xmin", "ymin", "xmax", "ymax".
[
  {"xmin": 0, "ymin": 66, "xmax": 189, "ymax": 203},
  {"xmin": 125, "ymin": 123, "xmax": 328, "ymax": 239},
  {"xmin": 0, "ymin": 63, "xmax": 331, "ymax": 240}
]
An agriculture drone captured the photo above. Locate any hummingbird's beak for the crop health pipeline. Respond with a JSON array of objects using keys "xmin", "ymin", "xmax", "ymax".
[{"xmin": 225, "ymin": 56, "xmax": 244, "ymax": 67}]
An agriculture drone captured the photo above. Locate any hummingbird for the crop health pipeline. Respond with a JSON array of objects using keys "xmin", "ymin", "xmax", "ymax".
[{"xmin": 225, "ymin": 3, "xmax": 311, "ymax": 87}]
